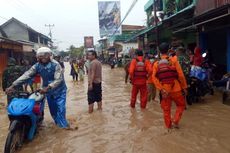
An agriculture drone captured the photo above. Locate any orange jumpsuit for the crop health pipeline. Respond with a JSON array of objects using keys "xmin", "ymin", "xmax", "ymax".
[
  {"xmin": 129, "ymin": 56, "xmax": 151, "ymax": 109},
  {"xmin": 152, "ymin": 54, "xmax": 187, "ymax": 128},
  {"xmin": 147, "ymin": 60, "xmax": 157, "ymax": 101}
]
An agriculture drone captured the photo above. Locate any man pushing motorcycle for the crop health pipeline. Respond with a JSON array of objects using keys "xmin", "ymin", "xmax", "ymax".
[{"xmin": 6, "ymin": 47, "xmax": 69, "ymax": 129}]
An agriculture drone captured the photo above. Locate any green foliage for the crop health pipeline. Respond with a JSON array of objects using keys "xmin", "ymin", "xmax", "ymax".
[
  {"xmin": 59, "ymin": 51, "xmax": 69, "ymax": 57},
  {"xmin": 68, "ymin": 45, "xmax": 85, "ymax": 58},
  {"xmin": 163, "ymin": 0, "xmax": 194, "ymax": 13},
  {"xmin": 165, "ymin": 0, "xmax": 176, "ymax": 14}
]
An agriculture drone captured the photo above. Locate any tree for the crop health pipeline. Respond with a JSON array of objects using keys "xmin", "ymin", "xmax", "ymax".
[
  {"xmin": 59, "ymin": 50, "xmax": 69, "ymax": 57},
  {"xmin": 68, "ymin": 45, "xmax": 84, "ymax": 58}
]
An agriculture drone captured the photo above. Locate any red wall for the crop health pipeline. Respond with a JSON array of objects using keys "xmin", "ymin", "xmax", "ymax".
[{"xmin": 0, "ymin": 51, "xmax": 8, "ymax": 79}]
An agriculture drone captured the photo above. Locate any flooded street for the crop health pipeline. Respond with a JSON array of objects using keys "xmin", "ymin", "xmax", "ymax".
[{"xmin": 1, "ymin": 63, "xmax": 230, "ymax": 153}]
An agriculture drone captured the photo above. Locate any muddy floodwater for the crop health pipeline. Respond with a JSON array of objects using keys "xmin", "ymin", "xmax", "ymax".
[{"xmin": 1, "ymin": 63, "xmax": 230, "ymax": 153}]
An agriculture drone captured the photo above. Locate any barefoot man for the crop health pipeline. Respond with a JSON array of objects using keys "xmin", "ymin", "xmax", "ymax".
[{"xmin": 87, "ymin": 50, "xmax": 102, "ymax": 113}]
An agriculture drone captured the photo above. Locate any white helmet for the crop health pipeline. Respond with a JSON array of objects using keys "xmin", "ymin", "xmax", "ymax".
[{"xmin": 36, "ymin": 47, "xmax": 52, "ymax": 56}]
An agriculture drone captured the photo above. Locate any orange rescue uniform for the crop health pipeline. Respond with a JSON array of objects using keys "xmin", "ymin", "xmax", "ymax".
[
  {"xmin": 129, "ymin": 56, "xmax": 151, "ymax": 108},
  {"xmin": 147, "ymin": 59, "xmax": 157, "ymax": 101},
  {"xmin": 152, "ymin": 54, "xmax": 187, "ymax": 128}
]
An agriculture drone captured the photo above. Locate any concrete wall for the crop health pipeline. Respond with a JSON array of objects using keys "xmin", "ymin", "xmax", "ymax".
[
  {"xmin": 123, "ymin": 43, "xmax": 138, "ymax": 54},
  {"xmin": 2, "ymin": 22, "xmax": 29, "ymax": 41},
  {"xmin": 22, "ymin": 44, "xmax": 33, "ymax": 52},
  {"xmin": 115, "ymin": 42, "xmax": 138, "ymax": 54}
]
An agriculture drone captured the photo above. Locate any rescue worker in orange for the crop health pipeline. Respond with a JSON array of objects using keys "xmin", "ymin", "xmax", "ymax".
[
  {"xmin": 147, "ymin": 53, "xmax": 157, "ymax": 102},
  {"xmin": 129, "ymin": 49, "xmax": 151, "ymax": 109},
  {"xmin": 168, "ymin": 48, "xmax": 177, "ymax": 61},
  {"xmin": 152, "ymin": 43, "xmax": 187, "ymax": 130}
]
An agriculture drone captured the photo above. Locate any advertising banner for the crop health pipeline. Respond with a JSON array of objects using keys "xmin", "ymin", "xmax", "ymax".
[
  {"xmin": 98, "ymin": 1, "xmax": 121, "ymax": 37},
  {"xmin": 84, "ymin": 36, "xmax": 94, "ymax": 49}
]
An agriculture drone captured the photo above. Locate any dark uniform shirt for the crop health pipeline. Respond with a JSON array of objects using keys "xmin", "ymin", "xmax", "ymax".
[{"xmin": 2, "ymin": 65, "xmax": 24, "ymax": 91}]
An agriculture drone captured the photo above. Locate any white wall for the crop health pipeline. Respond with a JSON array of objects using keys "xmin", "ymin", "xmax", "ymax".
[
  {"xmin": 122, "ymin": 43, "xmax": 138, "ymax": 54},
  {"xmin": 22, "ymin": 44, "xmax": 33, "ymax": 52}
]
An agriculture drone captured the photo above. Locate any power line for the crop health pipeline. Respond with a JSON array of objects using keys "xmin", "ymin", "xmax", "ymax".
[
  {"xmin": 111, "ymin": 0, "xmax": 139, "ymax": 37},
  {"xmin": 15, "ymin": 0, "xmax": 27, "ymax": 7},
  {"xmin": 0, "ymin": 16, "xmax": 8, "ymax": 21},
  {"xmin": 13, "ymin": 0, "xmax": 25, "ymax": 8},
  {"xmin": 15, "ymin": 0, "xmax": 47, "ymax": 20},
  {"xmin": 9, "ymin": 0, "xmax": 49, "ymax": 23},
  {"xmin": 7, "ymin": 0, "xmax": 37, "ymax": 21}
]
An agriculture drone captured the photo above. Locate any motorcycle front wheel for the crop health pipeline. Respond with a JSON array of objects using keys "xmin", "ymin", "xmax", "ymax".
[{"xmin": 4, "ymin": 120, "xmax": 24, "ymax": 153}]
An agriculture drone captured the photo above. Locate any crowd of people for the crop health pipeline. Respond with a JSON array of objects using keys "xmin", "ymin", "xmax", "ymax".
[
  {"xmin": 2, "ymin": 47, "xmax": 102, "ymax": 130},
  {"xmin": 127, "ymin": 43, "xmax": 187, "ymax": 131},
  {"xmin": 125, "ymin": 42, "xmax": 230, "ymax": 131},
  {"xmin": 1, "ymin": 43, "xmax": 230, "ymax": 132},
  {"xmin": 70, "ymin": 58, "xmax": 86, "ymax": 82}
]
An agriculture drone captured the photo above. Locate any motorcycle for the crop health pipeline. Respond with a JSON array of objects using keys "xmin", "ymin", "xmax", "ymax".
[
  {"xmin": 187, "ymin": 74, "xmax": 212, "ymax": 104},
  {"xmin": 223, "ymin": 80, "xmax": 230, "ymax": 104},
  {"xmin": 201, "ymin": 53, "xmax": 217, "ymax": 81},
  {"xmin": 4, "ymin": 91, "xmax": 45, "ymax": 153},
  {"xmin": 110, "ymin": 59, "xmax": 116, "ymax": 69},
  {"xmin": 187, "ymin": 53, "xmax": 214, "ymax": 104}
]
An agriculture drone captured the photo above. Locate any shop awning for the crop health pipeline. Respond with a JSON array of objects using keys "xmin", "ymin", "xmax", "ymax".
[
  {"xmin": 125, "ymin": 22, "xmax": 164, "ymax": 42},
  {"xmin": 126, "ymin": 4, "xmax": 195, "ymax": 42},
  {"xmin": 144, "ymin": 0, "xmax": 154, "ymax": 11},
  {"xmin": 125, "ymin": 26, "xmax": 154, "ymax": 42},
  {"xmin": 172, "ymin": 4, "xmax": 230, "ymax": 33},
  {"xmin": 0, "ymin": 36, "xmax": 23, "ymax": 51}
]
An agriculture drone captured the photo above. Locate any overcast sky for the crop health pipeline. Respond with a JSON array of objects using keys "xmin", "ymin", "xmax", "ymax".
[{"xmin": 0, "ymin": 0, "xmax": 148, "ymax": 50}]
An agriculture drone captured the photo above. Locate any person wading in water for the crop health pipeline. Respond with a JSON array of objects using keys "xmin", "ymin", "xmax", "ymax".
[
  {"xmin": 87, "ymin": 50, "xmax": 102, "ymax": 113},
  {"xmin": 129, "ymin": 49, "xmax": 151, "ymax": 109},
  {"xmin": 152, "ymin": 43, "xmax": 187, "ymax": 131}
]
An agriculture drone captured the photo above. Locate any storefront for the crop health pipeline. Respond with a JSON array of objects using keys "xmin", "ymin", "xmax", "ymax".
[
  {"xmin": 0, "ymin": 37, "xmax": 23, "ymax": 86},
  {"xmin": 196, "ymin": 2, "xmax": 230, "ymax": 75}
]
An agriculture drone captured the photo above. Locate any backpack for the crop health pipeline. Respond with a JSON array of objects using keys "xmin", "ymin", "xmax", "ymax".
[
  {"xmin": 134, "ymin": 58, "xmax": 147, "ymax": 78},
  {"xmin": 156, "ymin": 58, "xmax": 178, "ymax": 84}
]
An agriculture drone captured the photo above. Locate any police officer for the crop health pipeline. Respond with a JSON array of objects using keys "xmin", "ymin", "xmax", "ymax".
[{"xmin": 2, "ymin": 58, "xmax": 24, "ymax": 104}]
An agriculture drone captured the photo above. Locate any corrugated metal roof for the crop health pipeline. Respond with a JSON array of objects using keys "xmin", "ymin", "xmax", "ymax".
[
  {"xmin": 122, "ymin": 25, "xmax": 145, "ymax": 31},
  {"xmin": 1, "ymin": 17, "xmax": 51, "ymax": 41},
  {"xmin": 126, "ymin": 3, "xmax": 195, "ymax": 42},
  {"xmin": 109, "ymin": 33, "xmax": 134, "ymax": 42},
  {"xmin": 109, "ymin": 25, "xmax": 146, "ymax": 43},
  {"xmin": 125, "ymin": 22, "xmax": 163, "ymax": 42}
]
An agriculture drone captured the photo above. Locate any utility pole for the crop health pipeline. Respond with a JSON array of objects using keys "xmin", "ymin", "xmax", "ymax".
[
  {"xmin": 154, "ymin": 0, "xmax": 159, "ymax": 47},
  {"xmin": 153, "ymin": 0, "xmax": 160, "ymax": 59},
  {"xmin": 45, "ymin": 24, "xmax": 55, "ymax": 40}
]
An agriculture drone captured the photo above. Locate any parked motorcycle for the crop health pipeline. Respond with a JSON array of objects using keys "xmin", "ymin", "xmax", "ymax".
[
  {"xmin": 187, "ymin": 53, "xmax": 214, "ymax": 104},
  {"xmin": 4, "ymin": 91, "xmax": 45, "ymax": 153},
  {"xmin": 222, "ymin": 79, "xmax": 230, "ymax": 104},
  {"xmin": 201, "ymin": 52, "xmax": 217, "ymax": 81},
  {"xmin": 187, "ymin": 74, "xmax": 213, "ymax": 104},
  {"xmin": 110, "ymin": 59, "xmax": 116, "ymax": 69}
]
